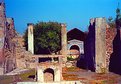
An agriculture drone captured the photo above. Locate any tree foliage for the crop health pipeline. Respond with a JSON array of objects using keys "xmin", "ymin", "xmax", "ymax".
[
  {"xmin": 107, "ymin": 16, "xmax": 116, "ymax": 28},
  {"xmin": 107, "ymin": 7, "xmax": 121, "ymax": 29},
  {"xmin": 116, "ymin": 7, "xmax": 121, "ymax": 29},
  {"xmin": 24, "ymin": 21, "xmax": 61, "ymax": 54}
]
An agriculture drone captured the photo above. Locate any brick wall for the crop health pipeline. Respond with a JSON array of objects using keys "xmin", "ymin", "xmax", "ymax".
[{"xmin": 106, "ymin": 28, "xmax": 117, "ymax": 72}]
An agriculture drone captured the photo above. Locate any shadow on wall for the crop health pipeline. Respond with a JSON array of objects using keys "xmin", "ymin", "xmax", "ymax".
[
  {"xmin": 76, "ymin": 54, "xmax": 87, "ymax": 69},
  {"xmin": 44, "ymin": 68, "xmax": 54, "ymax": 82},
  {"xmin": 109, "ymin": 29, "xmax": 121, "ymax": 75},
  {"xmin": 83, "ymin": 22, "xmax": 95, "ymax": 72},
  {"xmin": 76, "ymin": 22, "xmax": 95, "ymax": 71}
]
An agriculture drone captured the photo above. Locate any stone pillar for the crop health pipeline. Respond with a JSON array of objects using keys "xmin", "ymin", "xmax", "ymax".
[
  {"xmin": 27, "ymin": 23, "xmax": 34, "ymax": 54},
  {"xmin": 61, "ymin": 23, "xmax": 67, "ymax": 62},
  {"xmin": 37, "ymin": 68, "xmax": 44, "ymax": 82},
  {"xmin": 95, "ymin": 18, "xmax": 107, "ymax": 73},
  {"xmin": 55, "ymin": 69, "xmax": 61, "ymax": 82}
]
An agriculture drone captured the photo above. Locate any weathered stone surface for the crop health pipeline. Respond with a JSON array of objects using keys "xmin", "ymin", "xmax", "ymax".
[
  {"xmin": 37, "ymin": 62, "xmax": 62, "ymax": 82},
  {"xmin": 85, "ymin": 18, "xmax": 109, "ymax": 73},
  {"xmin": 0, "ymin": 3, "xmax": 18, "ymax": 74},
  {"xmin": 28, "ymin": 23, "xmax": 34, "ymax": 54},
  {"xmin": 4, "ymin": 18, "xmax": 16, "ymax": 73},
  {"xmin": 61, "ymin": 23, "xmax": 67, "ymax": 62},
  {"xmin": 95, "ymin": 18, "xmax": 107, "ymax": 73},
  {"xmin": 0, "ymin": 3, "xmax": 6, "ymax": 74},
  {"xmin": 106, "ymin": 28, "xmax": 117, "ymax": 72},
  {"xmin": 0, "ymin": 2, "xmax": 36, "ymax": 73},
  {"xmin": 15, "ymin": 38, "xmax": 36, "ymax": 69}
]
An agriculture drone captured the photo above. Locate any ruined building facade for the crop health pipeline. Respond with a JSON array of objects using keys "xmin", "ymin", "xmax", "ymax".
[
  {"xmin": 4, "ymin": 18, "xmax": 17, "ymax": 73},
  {"xmin": 0, "ymin": 2, "xmax": 17, "ymax": 74},
  {"xmin": 0, "ymin": 2, "xmax": 35, "ymax": 74},
  {"xmin": 85, "ymin": 17, "xmax": 121, "ymax": 74},
  {"xmin": 0, "ymin": 1, "xmax": 121, "ymax": 76},
  {"xmin": 0, "ymin": 2, "xmax": 6, "ymax": 74}
]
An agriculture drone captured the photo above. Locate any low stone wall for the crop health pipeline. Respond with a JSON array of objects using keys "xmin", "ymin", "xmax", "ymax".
[{"xmin": 17, "ymin": 81, "xmax": 82, "ymax": 84}]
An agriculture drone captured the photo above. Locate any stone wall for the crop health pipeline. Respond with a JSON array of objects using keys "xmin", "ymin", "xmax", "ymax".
[
  {"xmin": 0, "ymin": 3, "xmax": 6, "ymax": 74},
  {"xmin": 0, "ymin": 2, "xmax": 36, "ymax": 74},
  {"xmin": 17, "ymin": 81, "xmax": 82, "ymax": 84},
  {"xmin": 4, "ymin": 18, "xmax": 16, "ymax": 73},
  {"xmin": 0, "ymin": 2, "xmax": 18, "ymax": 74},
  {"xmin": 14, "ymin": 36, "xmax": 36, "ymax": 68},
  {"xmin": 106, "ymin": 28, "xmax": 117, "ymax": 72},
  {"xmin": 85, "ymin": 17, "xmax": 118, "ymax": 73}
]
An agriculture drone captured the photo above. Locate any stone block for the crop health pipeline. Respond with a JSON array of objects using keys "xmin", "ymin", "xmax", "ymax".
[{"xmin": 95, "ymin": 18, "xmax": 107, "ymax": 73}]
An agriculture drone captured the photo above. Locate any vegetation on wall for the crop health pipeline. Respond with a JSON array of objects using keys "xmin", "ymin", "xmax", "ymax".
[
  {"xmin": 107, "ymin": 17, "xmax": 116, "ymax": 28},
  {"xmin": 116, "ymin": 7, "xmax": 121, "ymax": 29},
  {"xmin": 107, "ymin": 6, "xmax": 121, "ymax": 29}
]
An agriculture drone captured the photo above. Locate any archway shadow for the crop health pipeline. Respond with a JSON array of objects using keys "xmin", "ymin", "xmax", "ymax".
[
  {"xmin": 77, "ymin": 22, "xmax": 95, "ymax": 71},
  {"xmin": 109, "ymin": 29, "xmax": 121, "ymax": 75},
  {"xmin": 83, "ymin": 22, "xmax": 95, "ymax": 71},
  {"xmin": 44, "ymin": 68, "xmax": 54, "ymax": 81}
]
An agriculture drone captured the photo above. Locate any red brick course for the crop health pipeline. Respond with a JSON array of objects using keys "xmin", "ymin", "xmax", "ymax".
[{"xmin": 106, "ymin": 28, "xmax": 117, "ymax": 71}]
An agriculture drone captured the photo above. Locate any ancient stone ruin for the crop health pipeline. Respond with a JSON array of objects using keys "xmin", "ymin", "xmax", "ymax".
[
  {"xmin": 0, "ymin": 3, "xmax": 17, "ymax": 74},
  {"xmin": 85, "ymin": 17, "xmax": 121, "ymax": 74},
  {"xmin": 0, "ymin": 2, "xmax": 36, "ymax": 74},
  {"xmin": 0, "ymin": 1, "xmax": 121, "ymax": 84}
]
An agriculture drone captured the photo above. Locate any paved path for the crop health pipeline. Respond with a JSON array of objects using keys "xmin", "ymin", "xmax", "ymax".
[{"xmin": 62, "ymin": 67, "xmax": 121, "ymax": 84}]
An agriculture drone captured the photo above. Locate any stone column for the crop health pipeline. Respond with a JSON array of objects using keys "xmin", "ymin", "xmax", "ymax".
[
  {"xmin": 55, "ymin": 69, "xmax": 61, "ymax": 82},
  {"xmin": 95, "ymin": 18, "xmax": 107, "ymax": 73},
  {"xmin": 37, "ymin": 68, "xmax": 44, "ymax": 82},
  {"xmin": 27, "ymin": 23, "xmax": 34, "ymax": 54},
  {"xmin": 61, "ymin": 23, "xmax": 67, "ymax": 62}
]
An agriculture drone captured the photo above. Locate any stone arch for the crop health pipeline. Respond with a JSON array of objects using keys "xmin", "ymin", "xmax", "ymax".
[
  {"xmin": 68, "ymin": 39, "xmax": 84, "ymax": 54},
  {"xmin": 37, "ymin": 65, "xmax": 61, "ymax": 82},
  {"xmin": 69, "ymin": 44, "xmax": 81, "ymax": 55},
  {"xmin": 43, "ymin": 68, "xmax": 54, "ymax": 82},
  {"xmin": 70, "ymin": 45, "xmax": 80, "ymax": 51}
]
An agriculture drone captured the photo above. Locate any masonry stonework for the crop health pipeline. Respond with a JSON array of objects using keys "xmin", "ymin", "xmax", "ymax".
[
  {"xmin": 86, "ymin": 17, "xmax": 120, "ymax": 73},
  {"xmin": 106, "ymin": 28, "xmax": 117, "ymax": 72},
  {"xmin": 4, "ymin": 18, "xmax": 16, "ymax": 73},
  {"xmin": 37, "ymin": 62, "xmax": 62, "ymax": 82},
  {"xmin": 95, "ymin": 18, "xmax": 107, "ymax": 73},
  {"xmin": 61, "ymin": 23, "xmax": 67, "ymax": 62},
  {"xmin": 28, "ymin": 23, "xmax": 34, "ymax": 54},
  {"xmin": 0, "ymin": 3, "xmax": 6, "ymax": 74}
]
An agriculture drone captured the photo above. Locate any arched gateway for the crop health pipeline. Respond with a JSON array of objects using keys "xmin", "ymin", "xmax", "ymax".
[
  {"xmin": 44, "ymin": 68, "xmax": 54, "ymax": 82},
  {"xmin": 37, "ymin": 62, "xmax": 61, "ymax": 82}
]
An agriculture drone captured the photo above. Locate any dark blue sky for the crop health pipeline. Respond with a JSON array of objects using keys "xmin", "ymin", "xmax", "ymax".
[{"xmin": 5, "ymin": 0, "xmax": 119, "ymax": 34}]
